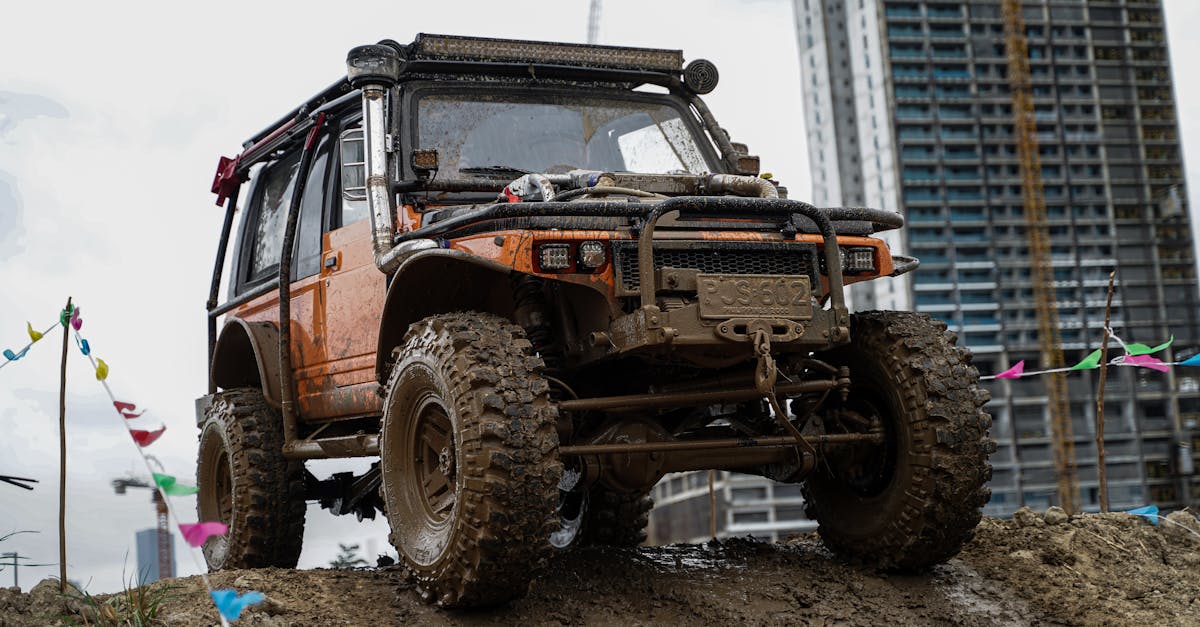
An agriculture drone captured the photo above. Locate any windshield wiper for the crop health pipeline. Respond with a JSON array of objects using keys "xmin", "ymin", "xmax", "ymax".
[{"xmin": 460, "ymin": 165, "xmax": 531, "ymax": 176}]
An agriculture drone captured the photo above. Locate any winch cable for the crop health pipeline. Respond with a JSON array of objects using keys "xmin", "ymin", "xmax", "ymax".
[{"xmin": 753, "ymin": 329, "xmax": 816, "ymax": 458}]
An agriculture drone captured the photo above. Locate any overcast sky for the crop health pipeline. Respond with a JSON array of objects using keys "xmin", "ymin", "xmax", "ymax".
[{"xmin": 2, "ymin": 0, "xmax": 1199, "ymax": 594}]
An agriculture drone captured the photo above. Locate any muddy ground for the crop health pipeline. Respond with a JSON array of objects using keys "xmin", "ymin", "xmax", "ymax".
[{"xmin": 4, "ymin": 510, "xmax": 1199, "ymax": 626}]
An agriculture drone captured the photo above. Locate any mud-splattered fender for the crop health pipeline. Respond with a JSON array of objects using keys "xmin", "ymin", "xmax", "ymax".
[
  {"xmin": 374, "ymin": 249, "xmax": 515, "ymax": 382},
  {"xmin": 210, "ymin": 318, "xmax": 284, "ymax": 410}
]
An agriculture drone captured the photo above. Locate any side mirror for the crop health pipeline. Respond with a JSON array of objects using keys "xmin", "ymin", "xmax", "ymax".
[{"xmin": 339, "ymin": 128, "xmax": 367, "ymax": 201}]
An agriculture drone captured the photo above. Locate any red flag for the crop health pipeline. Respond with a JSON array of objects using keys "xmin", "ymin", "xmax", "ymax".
[
  {"xmin": 113, "ymin": 401, "xmax": 143, "ymax": 419},
  {"xmin": 130, "ymin": 426, "xmax": 165, "ymax": 447}
]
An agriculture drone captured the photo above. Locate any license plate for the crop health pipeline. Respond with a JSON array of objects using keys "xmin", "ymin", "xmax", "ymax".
[{"xmin": 697, "ymin": 274, "xmax": 813, "ymax": 320}]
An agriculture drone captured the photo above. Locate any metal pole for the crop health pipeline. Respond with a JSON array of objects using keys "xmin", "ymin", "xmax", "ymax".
[
  {"xmin": 708, "ymin": 470, "xmax": 716, "ymax": 539},
  {"xmin": 1096, "ymin": 272, "xmax": 1116, "ymax": 513},
  {"xmin": 2, "ymin": 552, "xmax": 17, "ymax": 587},
  {"xmin": 58, "ymin": 297, "xmax": 71, "ymax": 592}
]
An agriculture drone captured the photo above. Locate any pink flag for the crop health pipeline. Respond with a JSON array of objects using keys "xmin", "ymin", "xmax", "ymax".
[
  {"xmin": 1123, "ymin": 355, "xmax": 1170, "ymax": 372},
  {"xmin": 113, "ymin": 401, "xmax": 143, "ymax": 419},
  {"xmin": 993, "ymin": 360, "xmax": 1025, "ymax": 379},
  {"xmin": 179, "ymin": 521, "xmax": 228, "ymax": 547},
  {"xmin": 130, "ymin": 426, "xmax": 165, "ymax": 447}
]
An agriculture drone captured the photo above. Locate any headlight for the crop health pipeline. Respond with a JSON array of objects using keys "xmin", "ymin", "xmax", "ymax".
[
  {"xmin": 538, "ymin": 244, "xmax": 573, "ymax": 271},
  {"xmin": 577, "ymin": 241, "xmax": 607, "ymax": 270}
]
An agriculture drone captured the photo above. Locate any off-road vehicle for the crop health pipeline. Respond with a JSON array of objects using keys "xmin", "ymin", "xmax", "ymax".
[{"xmin": 197, "ymin": 34, "xmax": 994, "ymax": 607}]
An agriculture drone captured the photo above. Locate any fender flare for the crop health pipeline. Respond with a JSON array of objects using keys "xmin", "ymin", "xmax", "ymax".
[
  {"xmin": 211, "ymin": 318, "xmax": 283, "ymax": 409},
  {"xmin": 374, "ymin": 249, "xmax": 515, "ymax": 382}
]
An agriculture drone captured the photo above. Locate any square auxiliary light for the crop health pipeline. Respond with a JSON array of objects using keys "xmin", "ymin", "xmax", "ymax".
[
  {"xmin": 538, "ymin": 244, "xmax": 573, "ymax": 271},
  {"xmin": 843, "ymin": 247, "xmax": 876, "ymax": 274}
]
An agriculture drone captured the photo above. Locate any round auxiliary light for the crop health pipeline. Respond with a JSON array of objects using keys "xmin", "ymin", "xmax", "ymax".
[{"xmin": 683, "ymin": 59, "xmax": 719, "ymax": 94}]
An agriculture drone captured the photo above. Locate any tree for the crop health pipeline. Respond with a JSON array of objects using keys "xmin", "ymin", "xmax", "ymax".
[{"xmin": 329, "ymin": 543, "xmax": 368, "ymax": 569}]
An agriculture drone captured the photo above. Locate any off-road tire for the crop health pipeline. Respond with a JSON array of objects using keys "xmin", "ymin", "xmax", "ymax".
[
  {"xmin": 581, "ymin": 489, "xmax": 654, "ymax": 547},
  {"xmin": 803, "ymin": 311, "xmax": 994, "ymax": 571},
  {"xmin": 380, "ymin": 312, "xmax": 561, "ymax": 608},
  {"xmin": 196, "ymin": 387, "xmax": 306, "ymax": 570}
]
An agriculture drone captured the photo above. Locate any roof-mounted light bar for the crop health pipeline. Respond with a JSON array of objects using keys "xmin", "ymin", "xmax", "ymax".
[{"xmin": 411, "ymin": 33, "xmax": 683, "ymax": 73}]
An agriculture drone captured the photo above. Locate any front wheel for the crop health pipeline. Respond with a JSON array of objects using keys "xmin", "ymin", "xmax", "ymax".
[
  {"xmin": 380, "ymin": 312, "xmax": 561, "ymax": 608},
  {"xmin": 803, "ymin": 311, "xmax": 994, "ymax": 570}
]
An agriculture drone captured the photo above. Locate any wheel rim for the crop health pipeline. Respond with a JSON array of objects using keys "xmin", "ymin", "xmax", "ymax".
[
  {"xmin": 384, "ymin": 364, "xmax": 460, "ymax": 568},
  {"xmin": 409, "ymin": 393, "xmax": 457, "ymax": 524},
  {"xmin": 823, "ymin": 391, "xmax": 899, "ymax": 499},
  {"xmin": 198, "ymin": 427, "xmax": 233, "ymax": 560}
]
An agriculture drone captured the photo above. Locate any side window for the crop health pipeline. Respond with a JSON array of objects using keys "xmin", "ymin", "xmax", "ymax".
[
  {"xmin": 339, "ymin": 126, "xmax": 370, "ymax": 227},
  {"xmin": 294, "ymin": 136, "xmax": 332, "ymax": 280},
  {"xmin": 247, "ymin": 152, "xmax": 301, "ymax": 283}
]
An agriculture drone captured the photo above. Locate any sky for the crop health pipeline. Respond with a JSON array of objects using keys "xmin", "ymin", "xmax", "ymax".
[{"xmin": 1, "ymin": 0, "xmax": 1199, "ymax": 595}]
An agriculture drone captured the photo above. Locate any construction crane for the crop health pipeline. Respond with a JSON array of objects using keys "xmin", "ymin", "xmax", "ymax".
[
  {"xmin": 112, "ymin": 476, "xmax": 173, "ymax": 580},
  {"xmin": 587, "ymin": 0, "xmax": 602, "ymax": 44},
  {"xmin": 1001, "ymin": 0, "xmax": 1078, "ymax": 513}
]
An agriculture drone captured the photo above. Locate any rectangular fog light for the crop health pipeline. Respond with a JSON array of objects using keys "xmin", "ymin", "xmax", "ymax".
[
  {"xmin": 843, "ymin": 247, "xmax": 876, "ymax": 274},
  {"xmin": 538, "ymin": 244, "xmax": 573, "ymax": 271}
]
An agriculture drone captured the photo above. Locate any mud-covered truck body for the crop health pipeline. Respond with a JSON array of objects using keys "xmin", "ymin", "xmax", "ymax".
[{"xmin": 196, "ymin": 34, "xmax": 994, "ymax": 607}]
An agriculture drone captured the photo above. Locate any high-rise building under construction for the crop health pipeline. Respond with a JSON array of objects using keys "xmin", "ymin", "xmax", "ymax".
[{"xmin": 794, "ymin": 0, "xmax": 1200, "ymax": 514}]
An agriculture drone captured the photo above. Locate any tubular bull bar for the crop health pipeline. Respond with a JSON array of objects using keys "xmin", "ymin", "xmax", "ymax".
[{"xmin": 392, "ymin": 196, "xmax": 904, "ymax": 355}]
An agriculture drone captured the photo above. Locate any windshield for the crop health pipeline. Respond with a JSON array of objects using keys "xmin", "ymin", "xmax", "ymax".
[{"xmin": 416, "ymin": 92, "xmax": 713, "ymax": 179}]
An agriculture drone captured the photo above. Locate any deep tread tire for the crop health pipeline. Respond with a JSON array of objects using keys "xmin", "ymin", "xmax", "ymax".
[
  {"xmin": 581, "ymin": 489, "xmax": 654, "ymax": 547},
  {"xmin": 196, "ymin": 387, "xmax": 306, "ymax": 570},
  {"xmin": 803, "ymin": 311, "xmax": 993, "ymax": 570},
  {"xmin": 380, "ymin": 312, "xmax": 561, "ymax": 608}
]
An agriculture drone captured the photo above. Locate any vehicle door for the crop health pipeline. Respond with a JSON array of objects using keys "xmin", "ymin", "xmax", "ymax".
[
  {"xmin": 311, "ymin": 118, "xmax": 388, "ymax": 420},
  {"xmin": 228, "ymin": 137, "xmax": 333, "ymax": 417}
]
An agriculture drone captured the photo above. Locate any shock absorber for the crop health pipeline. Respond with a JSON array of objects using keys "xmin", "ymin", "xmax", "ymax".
[{"xmin": 511, "ymin": 274, "xmax": 563, "ymax": 372}]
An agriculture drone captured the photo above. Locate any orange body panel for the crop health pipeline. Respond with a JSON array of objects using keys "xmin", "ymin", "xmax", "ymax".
[{"xmin": 229, "ymin": 207, "xmax": 893, "ymax": 423}]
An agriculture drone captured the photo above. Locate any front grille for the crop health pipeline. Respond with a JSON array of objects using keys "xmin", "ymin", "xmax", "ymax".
[{"xmin": 612, "ymin": 240, "xmax": 821, "ymax": 293}]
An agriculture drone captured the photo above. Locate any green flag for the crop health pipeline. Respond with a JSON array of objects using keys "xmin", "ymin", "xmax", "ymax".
[
  {"xmin": 1070, "ymin": 349, "xmax": 1102, "ymax": 371},
  {"xmin": 152, "ymin": 473, "xmax": 199, "ymax": 496},
  {"xmin": 1125, "ymin": 336, "xmax": 1173, "ymax": 357}
]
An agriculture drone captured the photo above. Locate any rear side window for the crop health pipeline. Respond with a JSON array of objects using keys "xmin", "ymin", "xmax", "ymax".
[{"xmin": 248, "ymin": 152, "xmax": 301, "ymax": 282}]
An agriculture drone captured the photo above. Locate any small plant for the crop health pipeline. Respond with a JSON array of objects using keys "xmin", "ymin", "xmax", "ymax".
[
  {"xmin": 329, "ymin": 543, "xmax": 368, "ymax": 569},
  {"xmin": 66, "ymin": 561, "xmax": 177, "ymax": 626}
]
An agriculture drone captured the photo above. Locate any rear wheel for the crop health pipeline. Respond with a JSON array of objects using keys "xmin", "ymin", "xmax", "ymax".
[
  {"xmin": 196, "ymin": 387, "xmax": 306, "ymax": 570},
  {"xmin": 380, "ymin": 312, "xmax": 561, "ymax": 607},
  {"xmin": 803, "ymin": 311, "xmax": 994, "ymax": 570},
  {"xmin": 580, "ymin": 488, "xmax": 653, "ymax": 547}
]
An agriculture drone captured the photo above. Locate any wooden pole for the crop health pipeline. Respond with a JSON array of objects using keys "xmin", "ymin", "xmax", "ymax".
[
  {"xmin": 58, "ymin": 297, "xmax": 71, "ymax": 592},
  {"xmin": 708, "ymin": 470, "xmax": 716, "ymax": 539},
  {"xmin": 1096, "ymin": 274, "xmax": 1115, "ymax": 513}
]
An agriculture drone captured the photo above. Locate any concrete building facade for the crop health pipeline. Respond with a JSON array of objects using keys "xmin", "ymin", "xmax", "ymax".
[
  {"xmin": 647, "ymin": 471, "xmax": 816, "ymax": 545},
  {"xmin": 135, "ymin": 528, "xmax": 175, "ymax": 584},
  {"xmin": 793, "ymin": 0, "xmax": 1200, "ymax": 515}
]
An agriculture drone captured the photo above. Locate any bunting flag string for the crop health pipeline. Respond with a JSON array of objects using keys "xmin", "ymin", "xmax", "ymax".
[
  {"xmin": 984, "ymin": 328, "xmax": 1194, "ymax": 381},
  {"xmin": 64, "ymin": 306, "xmax": 260, "ymax": 625},
  {"xmin": 0, "ymin": 320, "xmax": 59, "ymax": 370}
]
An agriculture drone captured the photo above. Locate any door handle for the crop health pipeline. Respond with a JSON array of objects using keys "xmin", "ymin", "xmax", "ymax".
[{"xmin": 323, "ymin": 254, "xmax": 340, "ymax": 271}]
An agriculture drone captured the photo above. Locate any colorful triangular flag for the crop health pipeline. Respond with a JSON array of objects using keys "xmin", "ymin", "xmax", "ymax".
[
  {"xmin": 210, "ymin": 589, "xmax": 264, "ymax": 621},
  {"xmin": 152, "ymin": 473, "xmax": 198, "ymax": 496},
  {"xmin": 1070, "ymin": 349, "xmax": 1102, "ymax": 371},
  {"xmin": 993, "ymin": 360, "xmax": 1025, "ymax": 379},
  {"xmin": 1125, "ymin": 336, "xmax": 1173, "ymax": 357}
]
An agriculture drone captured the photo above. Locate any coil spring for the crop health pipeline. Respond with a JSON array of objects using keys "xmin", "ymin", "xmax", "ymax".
[{"xmin": 511, "ymin": 274, "xmax": 562, "ymax": 372}]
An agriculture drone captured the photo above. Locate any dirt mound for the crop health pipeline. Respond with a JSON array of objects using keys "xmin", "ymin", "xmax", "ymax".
[{"xmin": 3, "ymin": 511, "xmax": 1198, "ymax": 626}]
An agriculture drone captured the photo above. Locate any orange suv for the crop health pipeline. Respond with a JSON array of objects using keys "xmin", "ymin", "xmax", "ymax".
[{"xmin": 197, "ymin": 34, "xmax": 993, "ymax": 607}]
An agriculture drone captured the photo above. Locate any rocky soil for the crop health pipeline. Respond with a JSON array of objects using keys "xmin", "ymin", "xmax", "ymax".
[{"xmin": 3, "ymin": 510, "xmax": 1199, "ymax": 626}]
